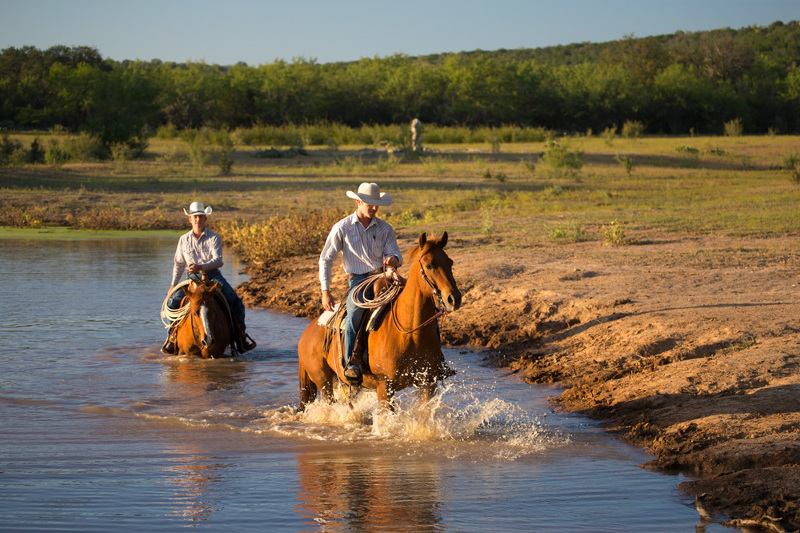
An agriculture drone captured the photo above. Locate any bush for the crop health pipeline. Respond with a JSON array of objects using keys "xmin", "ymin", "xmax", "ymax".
[
  {"xmin": 218, "ymin": 151, "xmax": 233, "ymax": 174},
  {"xmin": 0, "ymin": 134, "xmax": 22, "ymax": 165},
  {"xmin": 156, "ymin": 123, "xmax": 179, "ymax": 139},
  {"xmin": 724, "ymin": 118, "xmax": 744, "ymax": 137},
  {"xmin": 64, "ymin": 133, "xmax": 105, "ymax": 161},
  {"xmin": 44, "ymin": 139, "xmax": 69, "ymax": 165},
  {"xmin": 784, "ymin": 152, "xmax": 800, "ymax": 184},
  {"xmin": 621, "ymin": 120, "xmax": 645, "ymax": 139},
  {"xmin": 28, "ymin": 138, "xmax": 44, "ymax": 163},
  {"xmin": 602, "ymin": 219, "xmax": 628, "ymax": 246},
  {"xmin": 216, "ymin": 210, "xmax": 344, "ymax": 265},
  {"xmin": 615, "ymin": 153, "xmax": 635, "ymax": 176},
  {"xmin": 541, "ymin": 141, "xmax": 584, "ymax": 177}
]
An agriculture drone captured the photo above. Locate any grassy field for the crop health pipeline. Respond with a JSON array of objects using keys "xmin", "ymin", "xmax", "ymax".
[{"xmin": 2, "ymin": 131, "xmax": 799, "ymax": 255}]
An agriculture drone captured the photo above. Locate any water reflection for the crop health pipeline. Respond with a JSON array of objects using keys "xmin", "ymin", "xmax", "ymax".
[
  {"xmin": 295, "ymin": 449, "xmax": 444, "ymax": 532},
  {"xmin": 162, "ymin": 357, "xmax": 249, "ymax": 395},
  {"xmin": 164, "ymin": 447, "xmax": 226, "ymax": 525}
]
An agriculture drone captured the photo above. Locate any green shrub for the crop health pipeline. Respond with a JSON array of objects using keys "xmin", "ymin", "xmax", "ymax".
[
  {"xmin": 156, "ymin": 123, "xmax": 179, "ymax": 139},
  {"xmin": 218, "ymin": 151, "xmax": 233, "ymax": 174},
  {"xmin": 784, "ymin": 152, "xmax": 800, "ymax": 184},
  {"xmin": 550, "ymin": 222, "xmax": 588, "ymax": 242},
  {"xmin": 724, "ymin": 118, "xmax": 744, "ymax": 137},
  {"xmin": 28, "ymin": 138, "xmax": 44, "ymax": 163},
  {"xmin": 216, "ymin": 210, "xmax": 344, "ymax": 264},
  {"xmin": 602, "ymin": 219, "xmax": 628, "ymax": 246},
  {"xmin": 541, "ymin": 142, "xmax": 584, "ymax": 176},
  {"xmin": 602, "ymin": 126, "xmax": 617, "ymax": 146},
  {"xmin": 64, "ymin": 133, "xmax": 105, "ymax": 161},
  {"xmin": 110, "ymin": 142, "xmax": 133, "ymax": 171},
  {"xmin": 621, "ymin": 120, "xmax": 645, "ymax": 139},
  {"xmin": 44, "ymin": 139, "xmax": 69, "ymax": 165},
  {"xmin": 0, "ymin": 134, "xmax": 22, "ymax": 165},
  {"xmin": 615, "ymin": 153, "xmax": 635, "ymax": 176}
]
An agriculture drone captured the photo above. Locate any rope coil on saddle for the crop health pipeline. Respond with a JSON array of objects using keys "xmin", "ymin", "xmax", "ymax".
[
  {"xmin": 160, "ymin": 280, "xmax": 191, "ymax": 328},
  {"xmin": 347, "ymin": 267, "xmax": 404, "ymax": 310}
]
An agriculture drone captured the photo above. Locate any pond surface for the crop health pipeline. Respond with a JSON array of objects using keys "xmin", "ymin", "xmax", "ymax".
[{"xmin": 0, "ymin": 235, "xmax": 720, "ymax": 531}]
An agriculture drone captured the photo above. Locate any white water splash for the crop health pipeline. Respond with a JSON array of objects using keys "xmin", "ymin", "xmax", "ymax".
[{"xmin": 258, "ymin": 372, "xmax": 569, "ymax": 460}]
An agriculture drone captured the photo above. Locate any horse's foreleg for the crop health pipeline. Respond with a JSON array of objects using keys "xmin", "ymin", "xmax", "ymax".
[
  {"xmin": 417, "ymin": 381, "xmax": 437, "ymax": 404},
  {"xmin": 376, "ymin": 378, "xmax": 396, "ymax": 412}
]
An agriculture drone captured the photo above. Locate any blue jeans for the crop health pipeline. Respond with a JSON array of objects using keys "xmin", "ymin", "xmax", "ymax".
[
  {"xmin": 345, "ymin": 273, "xmax": 373, "ymax": 366},
  {"xmin": 167, "ymin": 269, "xmax": 246, "ymax": 330}
]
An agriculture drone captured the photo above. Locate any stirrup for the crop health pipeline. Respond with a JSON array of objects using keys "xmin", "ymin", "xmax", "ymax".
[
  {"xmin": 344, "ymin": 364, "xmax": 363, "ymax": 386},
  {"xmin": 240, "ymin": 333, "xmax": 256, "ymax": 352},
  {"xmin": 161, "ymin": 338, "xmax": 176, "ymax": 355}
]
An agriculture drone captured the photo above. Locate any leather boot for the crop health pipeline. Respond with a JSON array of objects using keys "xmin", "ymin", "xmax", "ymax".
[{"xmin": 161, "ymin": 327, "xmax": 177, "ymax": 355}]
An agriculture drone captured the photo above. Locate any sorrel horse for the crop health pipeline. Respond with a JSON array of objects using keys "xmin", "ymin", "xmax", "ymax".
[
  {"xmin": 173, "ymin": 279, "xmax": 234, "ymax": 359},
  {"xmin": 297, "ymin": 232, "xmax": 462, "ymax": 411}
]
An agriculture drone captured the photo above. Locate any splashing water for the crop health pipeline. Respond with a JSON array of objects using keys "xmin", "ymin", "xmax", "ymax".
[{"xmin": 258, "ymin": 362, "xmax": 569, "ymax": 460}]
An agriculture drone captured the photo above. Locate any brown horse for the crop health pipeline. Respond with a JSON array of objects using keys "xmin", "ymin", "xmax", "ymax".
[
  {"xmin": 173, "ymin": 279, "xmax": 234, "ymax": 359},
  {"xmin": 297, "ymin": 232, "xmax": 462, "ymax": 411}
]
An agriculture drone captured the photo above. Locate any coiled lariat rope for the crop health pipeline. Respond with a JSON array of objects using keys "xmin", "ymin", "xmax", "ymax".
[
  {"xmin": 160, "ymin": 280, "xmax": 191, "ymax": 328},
  {"xmin": 347, "ymin": 266, "xmax": 404, "ymax": 311}
]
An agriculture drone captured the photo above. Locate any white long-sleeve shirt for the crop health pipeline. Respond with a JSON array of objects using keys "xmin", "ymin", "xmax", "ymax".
[
  {"xmin": 170, "ymin": 229, "xmax": 224, "ymax": 286},
  {"xmin": 319, "ymin": 212, "xmax": 402, "ymax": 291}
]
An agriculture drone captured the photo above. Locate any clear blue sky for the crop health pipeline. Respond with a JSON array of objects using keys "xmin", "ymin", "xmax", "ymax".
[{"xmin": 2, "ymin": 0, "xmax": 798, "ymax": 65}]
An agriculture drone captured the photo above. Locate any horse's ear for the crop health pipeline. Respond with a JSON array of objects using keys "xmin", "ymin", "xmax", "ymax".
[
  {"xmin": 418, "ymin": 232, "xmax": 427, "ymax": 248},
  {"xmin": 187, "ymin": 280, "xmax": 198, "ymax": 292},
  {"xmin": 209, "ymin": 282, "xmax": 221, "ymax": 292},
  {"xmin": 440, "ymin": 231, "xmax": 448, "ymax": 248}
]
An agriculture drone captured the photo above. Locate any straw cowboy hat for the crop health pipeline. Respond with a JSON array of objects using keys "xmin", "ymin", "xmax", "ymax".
[
  {"xmin": 183, "ymin": 201, "xmax": 213, "ymax": 216},
  {"xmin": 346, "ymin": 182, "xmax": 392, "ymax": 206}
]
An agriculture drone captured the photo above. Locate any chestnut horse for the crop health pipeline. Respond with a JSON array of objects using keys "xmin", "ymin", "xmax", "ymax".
[
  {"xmin": 173, "ymin": 279, "xmax": 234, "ymax": 359},
  {"xmin": 297, "ymin": 232, "xmax": 462, "ymax": 411}
]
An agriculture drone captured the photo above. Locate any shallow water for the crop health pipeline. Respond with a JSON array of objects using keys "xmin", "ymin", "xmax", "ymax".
[{"xmin": 0, "ymin": 235, "xmax": 721, "ymax": 531}]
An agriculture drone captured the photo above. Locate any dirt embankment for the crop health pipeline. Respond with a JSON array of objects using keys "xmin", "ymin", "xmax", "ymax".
[{"xmin": 239, "ymin": 234, "xmax": 800, "ymax": 532}]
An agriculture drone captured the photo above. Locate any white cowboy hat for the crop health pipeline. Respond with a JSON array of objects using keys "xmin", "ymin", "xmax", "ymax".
[
  {"xmin": 183, "ymin": 201, "xmax": 213, "ymax": 216},
  {"xmin": 346, "ymin": 182, "xmax": 392, "ymax": 206}
]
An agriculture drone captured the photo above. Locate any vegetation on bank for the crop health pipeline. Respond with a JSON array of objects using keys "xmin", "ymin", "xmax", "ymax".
[
  {"xmin": 2, "ymin": 20, "xmax": 800, "ymax": 161},
  {"xmin": 2, "ymin": 132, "xmax": 800, "ymax": 263}
]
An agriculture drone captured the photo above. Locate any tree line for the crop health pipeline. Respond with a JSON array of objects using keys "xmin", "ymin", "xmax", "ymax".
[{"xmin": 1, "ymin": 21, "xmax": 799, "ymax": 154}]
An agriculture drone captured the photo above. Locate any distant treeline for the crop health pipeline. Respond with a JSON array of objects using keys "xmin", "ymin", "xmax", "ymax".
[{"xmin": 2, "ymin": 20, "xmax": 800, "ymax": 151}]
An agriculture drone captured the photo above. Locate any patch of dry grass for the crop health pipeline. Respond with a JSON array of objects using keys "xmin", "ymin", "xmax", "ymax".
[{"xmin": 2, "ymin": 133, "xmax": 800, "ymax": 252}]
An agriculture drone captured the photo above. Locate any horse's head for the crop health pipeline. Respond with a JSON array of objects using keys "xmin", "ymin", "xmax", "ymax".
[
  {"xmin": 185, "ymin": 280, "xmax": 223, "ymax": 349},
  {"xmin": 407, "ymin": 232, "xmax": 462, "ymax": 313}
]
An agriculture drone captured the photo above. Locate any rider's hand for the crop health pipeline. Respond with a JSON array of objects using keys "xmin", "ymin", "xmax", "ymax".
[
  {"xmin": 321, "ymin": 290, "xmax": 336, "ymax": 312},
  {"xmin": 384, "ymin": 256, "xmax": 399, "ymax": 269}
]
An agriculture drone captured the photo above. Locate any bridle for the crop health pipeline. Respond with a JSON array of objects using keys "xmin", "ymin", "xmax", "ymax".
[{"xmin": 391, "ymin": 256, "xmax": 448, "ymax": 334}]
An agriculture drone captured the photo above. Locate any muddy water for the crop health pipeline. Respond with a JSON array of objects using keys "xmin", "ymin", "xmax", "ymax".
[{"xmin": 0, "ymin": 235, "xmax": 720, "ymax": 531}]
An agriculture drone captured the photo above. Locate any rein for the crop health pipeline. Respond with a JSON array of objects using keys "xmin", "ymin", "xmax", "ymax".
[{"xmin": 390, "ymin": 258, "xmax": 448, "ymax": 334}]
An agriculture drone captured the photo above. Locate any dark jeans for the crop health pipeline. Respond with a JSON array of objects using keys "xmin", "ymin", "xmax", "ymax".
[{"xmin": 167, "ymin": 269, "xmax": 246, "ymax": 330}]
